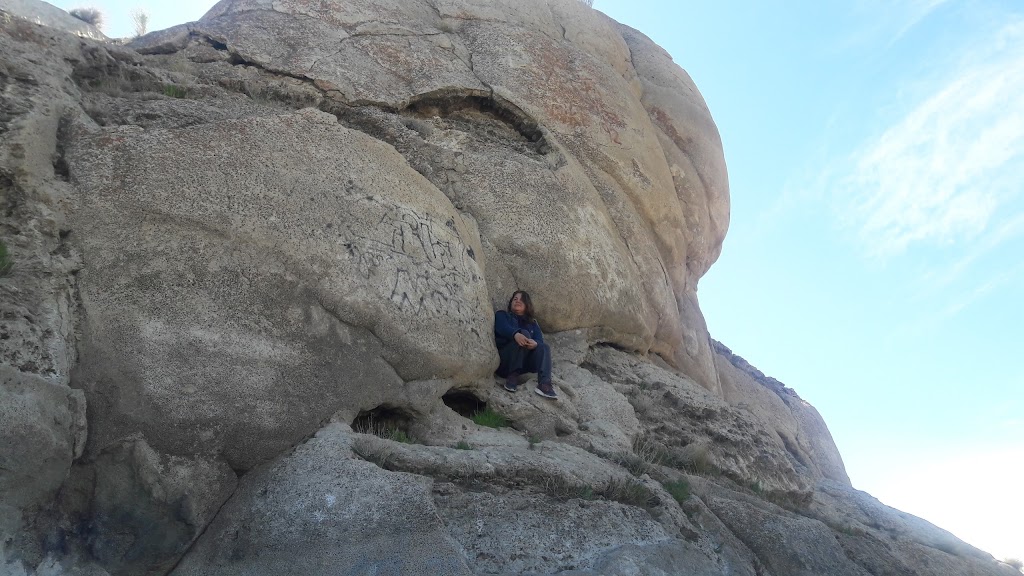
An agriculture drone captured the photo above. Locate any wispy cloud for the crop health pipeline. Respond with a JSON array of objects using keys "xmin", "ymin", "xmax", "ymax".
[
  {"xmin": 844, "ymin": 0, "xmax": 953, "ymax": 49},
  {"xmin": 940, "ymin": 269, "xmax": 1013, "ymax": 318},
  {"xmin": 924, "ymin": 212, "xmax": 1024, "ymax": 288},
  {"xmin": 889, "ymin": 0, "xmax": 953, "ymax": 44},
  {"xmin": 836, "ymin": 18, "xmax": 1024, "ymax": 259}
]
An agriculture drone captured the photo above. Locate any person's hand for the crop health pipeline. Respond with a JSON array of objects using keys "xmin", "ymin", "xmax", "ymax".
[
  {"xmin": 524, "ymin": 339, "xmax": 538, "ymax": 350},
  {"xmin": 514, "ymin": 333, "xmax": 528, "ymax": 347}
]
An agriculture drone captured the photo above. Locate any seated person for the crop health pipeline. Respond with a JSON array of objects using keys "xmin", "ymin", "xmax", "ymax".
[{"xmin": 493, "ymin": 290, "xmax": 557, "ymax": 399}]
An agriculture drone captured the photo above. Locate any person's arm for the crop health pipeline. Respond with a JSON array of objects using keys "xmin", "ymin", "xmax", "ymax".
[
  {"xmin": 529, "ymin": 321, "xmax": 545, "ymax": 347},
  {"xmin": 494, "ymin": 310, "xmax": 520, "ymax": 341}
]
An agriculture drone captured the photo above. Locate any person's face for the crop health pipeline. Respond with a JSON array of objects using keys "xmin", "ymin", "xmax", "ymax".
[{"xmin": 510, "ymin": 293, "xmax": 526, "ymax": 315}]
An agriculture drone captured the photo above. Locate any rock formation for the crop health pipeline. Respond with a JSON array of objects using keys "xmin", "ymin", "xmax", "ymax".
[{"xmin": 0, "ymin": 0, "xmax": 1018, "ymax": 574}]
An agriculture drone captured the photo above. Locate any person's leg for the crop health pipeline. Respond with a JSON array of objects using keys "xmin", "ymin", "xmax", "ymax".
[
  {"xmin": 526, "ymin": 343, "xmax": 551, "ymax": 384},
  {"xmin": 526, "ymin": 344, "xmax": 556, "ymax": 399},
  {"xmin": 496, "ymin": 341, "xmax": 526, "ymax": 391}
]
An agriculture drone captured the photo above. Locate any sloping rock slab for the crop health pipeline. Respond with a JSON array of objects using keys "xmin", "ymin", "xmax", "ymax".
[
  {"xmin": 434, "ymin": 482, "xmax": 720, "ymax": 575},
  {"xmin": 171, "ymin": 424, "xmax": 471, "ymax": 576},
  {"xmin": 705, "ymin": 493, "xmax": 870, "ymax": 576}
]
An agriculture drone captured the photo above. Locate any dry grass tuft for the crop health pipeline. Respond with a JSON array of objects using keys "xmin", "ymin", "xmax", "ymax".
[
  {"xmin": 351, "ymin": 436, "xmax": 398, "ymax": 470},
  {"xmin": 661, "ymin": 480, "xmax": 690, "ymax": 505},
  {"xmin": 0, "ymin": 241, "xmax": 13, "ymax": 276},
  {"xmin": 601, "ymin": 477, "xmax": 658, "ymax": 509}
]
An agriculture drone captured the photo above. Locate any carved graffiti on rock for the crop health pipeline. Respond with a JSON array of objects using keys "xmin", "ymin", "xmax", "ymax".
[{"xmin": 334, "ymin": 185, "xmax": 478, "ymax": 317}]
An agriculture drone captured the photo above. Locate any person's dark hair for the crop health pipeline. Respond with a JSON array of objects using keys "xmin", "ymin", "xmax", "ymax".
[{"xmin": 507, "ymin": 290, "xmax": 535, "ymax": 323}]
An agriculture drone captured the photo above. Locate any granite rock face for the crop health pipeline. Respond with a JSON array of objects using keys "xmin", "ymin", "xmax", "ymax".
[
  {"xmin": 0, "ymin": 366, "xmax": 86, "ymax": 529},
  {"xmin": 131, "ymin": 0, "xmax": 731, "ymax": 394},
  {"xmin": 1, "ymin": 2, "xmax": 1020, "ymax": 576},
  {"xmin": 170, "ymin": 425, "xmax": 473, "ymax": 576},
  {"xmin": 0, "ymin": 0, "xmax": 105, "ymax": 40},
  {"xmin": 66, "ymin": 107, "xmax": 492, "ymax": 470}
]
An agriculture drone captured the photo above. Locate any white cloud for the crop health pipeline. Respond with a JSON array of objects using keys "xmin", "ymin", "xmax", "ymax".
[
  {"xmin": 869, "ymin": 443, "xmax": 1024, "ymax": 562},
  {"xmin": 836, "ymin": 19, "xmax": 1024, "ymax": 259}
]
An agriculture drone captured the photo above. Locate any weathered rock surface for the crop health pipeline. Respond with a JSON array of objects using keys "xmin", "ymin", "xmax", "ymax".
[
  {"xmin": 1, "ymin": 2, "xmax": 1021, "ymax": 576},
  {"xmin": 0, "ymin": 366, "xmax": 86, "ymax": 543},
  {"xmin": 0, "ymin": 0, "xmax": 105, "ymax": 40},
  {"xmin": 715, "ymin": 340, "xmax": 850, "ymax": 485},
  {"xmin": 66, "ymin": 106, "xmax": 493, "ymax": 470},
  {"xmin": 170, "ymin": 424, "xmax": 473, "ymax": 575},
  {"xmin": 82, "ymin": 440, "xmax": 236, "ymax": 576},
  {"xmin": 125, "ymin": 0, "xmax": 730, "ymax": 394}
]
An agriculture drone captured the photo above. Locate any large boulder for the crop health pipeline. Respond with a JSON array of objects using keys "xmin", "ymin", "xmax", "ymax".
[
  {"xmin": 125, "ymin": 0, "xmax": 730, "ymax": 393},
  {"xmin": 66, "ymin": 107, "xmax": 494, "ymax": 470},
  {"xmin": 60, "ymin": 0, "xmax": 735, "ymax": 476},
  {"xmin": 3, "ymin": 4, "xmax": 1018, "ymax": 576},
  {"xmin": 0, "ymin": 366, "xmax": 86, "ymax": 531}
]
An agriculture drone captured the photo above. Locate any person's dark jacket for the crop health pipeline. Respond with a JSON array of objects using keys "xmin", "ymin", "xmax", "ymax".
[{"xmin": 494, "ymin": 310, "xmax": 545, "ymax": 348}]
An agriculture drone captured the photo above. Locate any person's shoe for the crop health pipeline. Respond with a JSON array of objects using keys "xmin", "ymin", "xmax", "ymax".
[
  {"xmin": 504, "ymin": 373, "xmax": 520, "ymax": 393},
  {"xmin": 535, "ymin": 381, "xmax": 558, "ymax": 400}
]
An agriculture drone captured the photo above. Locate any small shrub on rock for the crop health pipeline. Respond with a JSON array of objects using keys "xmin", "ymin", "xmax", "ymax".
[
  {"xmin": 162, "ymin": 85, "xmax": 188, "ymax": 98},
  {"xmin": 352, "ymin": 409, "xmax": 415, "ymax": 443},
  {"xmin": 520, "ymin": 470, "xmax": 593, "ymax": 501},
  {"xmin": 69, "ymin": 7, "xmax": 104, "ymax": 28},
  {"xmin": 669, "ymin": 443, "xmax": 717, "ymax": 475},
  {"xmin": 471, "ymin": 407, "xmax": 507, "ymax": 429},
  {"xmin": 131, "ymin": 9, "xmax": 148, "ymax": 37},
  {"xmin": 616, "ymin": 435, "xmax": 672, "ymax": 477},
  {"xmin": 388, "ymin": 429, "xmax": 413, "ymax": 443},
  {"xmin": 527, "ymin": 432, "xmax": 541, "ymax": 450},
  {"xmin": 549, "ymin": 478, "xmax": 594, "ymax": 501},
  {"xmin": 455, "ymin": 441, "xmax": 473, "ymax": 450},
  {"xmin": 601, "ymin": 478, "xmax": 658, "ymax": 509},
  {"xmin": 662, "ymin": 480, "xmax": 690, "ymax": 505}
]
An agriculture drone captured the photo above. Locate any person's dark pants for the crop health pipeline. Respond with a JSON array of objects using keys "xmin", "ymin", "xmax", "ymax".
[{"xmin": 495, "ymin": 341, "xmax": 552, "ymax": 385}]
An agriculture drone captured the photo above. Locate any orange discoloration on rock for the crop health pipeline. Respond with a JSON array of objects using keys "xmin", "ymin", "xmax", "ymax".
[{"xmin": 649, "ymin": 106, "xmax": 689, "ymax": 151}]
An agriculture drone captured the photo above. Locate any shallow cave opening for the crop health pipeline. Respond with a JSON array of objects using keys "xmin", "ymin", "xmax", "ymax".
[
  {"xmin": 441, "ymin": 389, "xmax": 487, "ymax": 418},
  {"xmin": 402, "ymin": 89, "xmax": 547, "ymax": 150},
  {"xmin": 351, "ymin": 405, "xmax": 414, "ymax": 437}
]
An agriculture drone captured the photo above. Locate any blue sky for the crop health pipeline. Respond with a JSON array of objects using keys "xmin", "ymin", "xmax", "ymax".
[
  {"xmin": 55, "ymin": 0, "xmax": 1022, "ymax": 563},
  {"xmin": 593, "ymin": 0, "xmax": 1023, "ymax": 562}
]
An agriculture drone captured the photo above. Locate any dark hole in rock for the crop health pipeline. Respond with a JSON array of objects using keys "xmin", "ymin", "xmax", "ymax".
[
  {"xmin": 352, "ymin": 405, "xmax": 413, "ymax": 438},
  {"xmin": 403, "ymin": 90, "xmax": 546, "ymax": 147},
  {"xmin": 442, "ymin": 389, "xmax": 486, "ymax": 418},
  {"xmin": 204, "ymin": 38, "xmax": 229, "ymax": 51}
]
